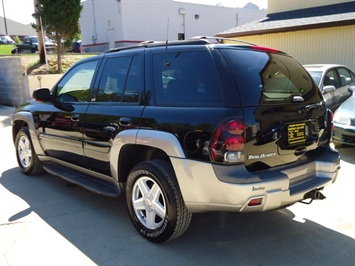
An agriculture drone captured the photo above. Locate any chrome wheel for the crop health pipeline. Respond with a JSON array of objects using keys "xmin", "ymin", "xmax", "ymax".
[
  {"xmin": 132, "ymin": 176, "xmax": 166, "ymax": 230},
  {"xmin": 126, "ymin": 160, "xmax": 191, "ymax": 242},
  {"xmin": 17, "ymin": 135, "xmax": 32, "ymax": 169},
  {"xmin": 15, "ymin": 128, "xmax": 43, "ymax": 175}
]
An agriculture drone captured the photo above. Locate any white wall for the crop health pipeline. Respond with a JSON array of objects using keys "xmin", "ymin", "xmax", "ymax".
[
  {"xmin": 80, "ymin": 0, "xmax": 123, "ymax": 52},
  {"xmin": 80, "ymin": 0, "xmax": 266, "ymax": 52}
]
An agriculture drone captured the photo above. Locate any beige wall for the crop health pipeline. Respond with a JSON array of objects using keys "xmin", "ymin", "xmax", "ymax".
[
  {"xmin": 230, "ymin": 25, "xmax": 355, "ymax": 71},
  {"xmin": 27, "ymin": 74, "xmax": 62, "ymax": 97},
  {"xmin": 268, "ymin": 0, "xmax": 352, "ymax": 14}
]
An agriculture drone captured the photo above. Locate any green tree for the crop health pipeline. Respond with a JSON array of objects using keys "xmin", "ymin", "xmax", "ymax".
[{"xmin": 33, "ymin": 0, "xmax": 82, "ymax": 73}]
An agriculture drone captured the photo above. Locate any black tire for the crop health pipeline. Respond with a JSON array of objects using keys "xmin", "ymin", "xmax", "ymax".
[
  {"xmin": 15, "ymin": 127, "xmax": 44, "ymax": 175},
  {"xmin": 126, "ymin": 160, "xmax": 192, "ymax": 243}
]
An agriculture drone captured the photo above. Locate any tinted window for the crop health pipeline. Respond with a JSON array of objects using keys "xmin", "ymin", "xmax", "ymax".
[
  {"xmin": 153, "ymin": 50, "xmax": 224, "ymax": 106},
  {"xmin": 307, "ymin": 71, "xmax": 322, "ymax": 87},
  {"xmin": 220, "ymin": 49, "xmax": 315, "ymax": 106},
  {"xmin": 338, "ymin": 68, "xmax": 354, "ymax": 86},
  {"xmin": 325, "ymin": 69, "xmax": 340, "ymax": 88},
  {"xmin": 56, "ymin": 60, "xmax": 98, "ymax": 102},
  {"xmin": 96, "ymin": 55, "xmax": 141, "ymax": 103}
]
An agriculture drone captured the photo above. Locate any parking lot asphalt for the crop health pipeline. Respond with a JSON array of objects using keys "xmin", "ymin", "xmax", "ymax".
[{"xmin": 1, "ymin": 104, "xmax": 354, "ymax": 266}]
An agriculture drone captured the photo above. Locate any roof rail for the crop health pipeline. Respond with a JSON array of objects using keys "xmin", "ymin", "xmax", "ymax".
[{"xmin": 189, "ymin": 36, "xmax": 256, "ymax": 46}]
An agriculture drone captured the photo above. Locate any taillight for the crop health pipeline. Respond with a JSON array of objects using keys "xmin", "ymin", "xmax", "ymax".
[
  {"xmin": 329, "ymin": 110, "xmax": 334, "ymax": 132},
  {"xmin": 210, "ymin": 118, "xmax": 245, "ymax": 163},
  {"xmin": 326, "ymin": 109, "xmax": 334, "ymax": 132}
]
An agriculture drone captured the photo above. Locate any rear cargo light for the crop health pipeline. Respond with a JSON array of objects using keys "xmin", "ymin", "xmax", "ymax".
[{"xmin": 210, "ymin": 119, "xmax": 245, "ymax": 163}]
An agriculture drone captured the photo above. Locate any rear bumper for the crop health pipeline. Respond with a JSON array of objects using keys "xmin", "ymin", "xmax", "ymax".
[{"xmin": 173, "ymin": 145, "xmax": 340, "ymax": 213}]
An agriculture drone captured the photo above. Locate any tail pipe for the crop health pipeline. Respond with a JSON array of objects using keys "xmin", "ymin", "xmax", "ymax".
[{"xmin": 301, "ymin": 188, "xmax": 326, "ymax": 204}]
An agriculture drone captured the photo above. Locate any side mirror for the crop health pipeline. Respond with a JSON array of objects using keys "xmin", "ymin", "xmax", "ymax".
[
  {"xmin": 348, "ymin": 85, "xmax": 355, "ymax": 94},
  {"xmin": 33, "ymin": 88, "xmax": 51, "ymax": 101},
  {"xmin": 322, "ymin": 85, "xmax": 335, "ymax": 94}
]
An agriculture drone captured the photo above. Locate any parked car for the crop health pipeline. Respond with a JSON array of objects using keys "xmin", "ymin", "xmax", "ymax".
[
  {"xmin": 13, "ymin": 35, "xmax": 56, "ymax": 53},
  {"xmin": 332, "ymin": 86, "xmax": 355, "ymax": 147},
  {"xmin": 304, "ymin": 64, "xmax": 355, "ymax": 111},
  {"xmin": 71, "ymin": 40, "xmax": 82, "ymax": 53},
  {"xmin": 0, "ymin": 35, "xmax": 15, "ymax": 44},
  {"xmin": 12, "ymin": 37, "xmax": 340, "ymax": 243}
]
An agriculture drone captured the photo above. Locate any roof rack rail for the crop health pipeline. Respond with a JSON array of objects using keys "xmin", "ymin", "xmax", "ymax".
[{"xmin": 189, "ymin": 36, "xmax": 256, "ymax": 46}]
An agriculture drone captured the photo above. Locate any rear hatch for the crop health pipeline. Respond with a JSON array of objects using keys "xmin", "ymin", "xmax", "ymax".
[{"xmin": 219, "ymin": 47, "xmax": 330, "ymax": 170}]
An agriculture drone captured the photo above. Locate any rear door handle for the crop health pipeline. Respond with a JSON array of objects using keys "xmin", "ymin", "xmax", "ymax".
[
  {"xmin": 71, "ymin": 114, "xmax": 80, "ymax": 121},
  {"xmin": 119, "ymin": 117, "xmax": 132, "ymax": 127}
]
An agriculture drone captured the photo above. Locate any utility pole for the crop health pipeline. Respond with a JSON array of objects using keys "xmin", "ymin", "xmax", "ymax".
[
  {"xmin": 1, "ymin": 0, "xmax": 8, "ymax": 35},
  {"xmin": 33, "ymin": 0, "xmax": 46, "ymax": 64}
]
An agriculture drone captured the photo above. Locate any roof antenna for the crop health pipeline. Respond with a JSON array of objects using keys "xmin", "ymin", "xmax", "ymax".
[{"xmin": 165, "ymin": 18, "xmax": 170, "ymax": 67}]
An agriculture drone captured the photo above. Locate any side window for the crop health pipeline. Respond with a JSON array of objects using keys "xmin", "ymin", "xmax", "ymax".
[
  {"xmin": 56, "ymin": 60, "xmax": 98, "ymax": 102},
  {"xmin": 338, "ymin": 68, "xmax": 354, "ymax": 86},
  {"xmin": 96, "ymin": 55, "xmax": 141, "ymax": 103},
  {"xmin": 324, "ymin": 69, "xmax": 340, "ymax": 89},
  {"xmin": 153, "ymin": 50, "xmax": 224, "ymax": 106}
]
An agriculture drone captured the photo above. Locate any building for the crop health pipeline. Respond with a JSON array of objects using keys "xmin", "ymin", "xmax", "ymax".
[
  {"xmin": 79, "ymin": 0, "xmax": 266, "ymax": 53},
  {"xmin": 216, "ymin": 0, "xmax": 355, "ymax": 71},
  {"xmin": 0, "ymin": 16, "xmax": 36, "ymax": 39}
]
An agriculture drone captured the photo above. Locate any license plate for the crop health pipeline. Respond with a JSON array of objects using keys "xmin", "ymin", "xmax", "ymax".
[{"xmin": 288, "ymin": 123, "xmax": 306, "ymax": 145}]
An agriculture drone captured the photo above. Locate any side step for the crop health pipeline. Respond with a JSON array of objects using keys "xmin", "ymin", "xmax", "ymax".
[{"xmin": 43, "ymin": 162, "xmax": 121, "ymax": 197}]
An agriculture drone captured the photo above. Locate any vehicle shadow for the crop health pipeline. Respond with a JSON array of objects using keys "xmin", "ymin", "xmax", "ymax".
[
  {"xmin": 1, "ymin": 167, "xmax": 354, "ymax": 265},
  {"xmin": 335, "ymin": 144, "xmax": 355, "ymax": 164}
]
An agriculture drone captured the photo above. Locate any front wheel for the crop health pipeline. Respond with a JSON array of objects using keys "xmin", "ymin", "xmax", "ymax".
[
  {"xmin": 15, "ymin": 127, "xmax": 44, "ymax": 175},
  {"xmin": 126, "ymin": 160, "xmax": 191, "ymax": 243}
]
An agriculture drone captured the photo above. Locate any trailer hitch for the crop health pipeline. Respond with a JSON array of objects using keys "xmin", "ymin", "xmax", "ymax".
[{"xmin": 301, "ymin": 188, "xmax": 326, "ymax": 204}]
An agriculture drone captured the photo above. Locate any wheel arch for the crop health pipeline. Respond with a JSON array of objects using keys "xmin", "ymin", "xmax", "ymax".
[
  {"xmin": 110, "ymin": 129, "xmax": 186, "ymax": 184},
  {"xmin": 12, "ymin": 112, "xmax": 44, "ymax": 155},
  {"xmin": 117, "ymin": 144, "xmax": 170, "ymax": 183}
]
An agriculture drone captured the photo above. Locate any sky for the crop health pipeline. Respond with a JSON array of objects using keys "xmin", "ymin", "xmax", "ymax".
[{"xmin": 0, "ymin": 0, "xmax": 267, "ymax": 25}]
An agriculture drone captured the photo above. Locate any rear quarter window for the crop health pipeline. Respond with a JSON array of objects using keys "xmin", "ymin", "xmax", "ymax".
[
  {"xmin": 220, "ymin": 49, "xmax": 317, "ymax": 106},
  {"xmin": 152, "ymin": 49, "xmax": 224, "ymax": 107}
]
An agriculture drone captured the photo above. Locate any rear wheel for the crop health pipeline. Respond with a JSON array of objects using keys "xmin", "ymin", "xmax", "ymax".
[
  {"xmin": 15, "ymin": 127, "xmax": 44, "ymax": 175},
  {"xmin": 126, "ymin": 160, "xmax": 191, "ymax": 243}
]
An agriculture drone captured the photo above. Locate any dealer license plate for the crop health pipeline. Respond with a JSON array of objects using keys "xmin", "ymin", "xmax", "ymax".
[{"xmin": 288, "ymin": 123, "xmax": 306, "ymax": 145}]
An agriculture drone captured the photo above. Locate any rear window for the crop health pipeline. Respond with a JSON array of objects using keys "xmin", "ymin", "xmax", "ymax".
[{"xmin": 220, "ymin": 49, "xmax": 315, "ymax": 106}]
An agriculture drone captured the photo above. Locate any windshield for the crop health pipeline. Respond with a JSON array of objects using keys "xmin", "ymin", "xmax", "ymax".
[
  {"xmin": 220, "ymin": 49, "xmax": 318, "ymax": 106},
  {"xmin": 30, "ymin": 36, "xmax": 53, "ymax": 43},
  {"xmin": 307, "ymin": 71, "xmax": 322, "ymax": 87}
]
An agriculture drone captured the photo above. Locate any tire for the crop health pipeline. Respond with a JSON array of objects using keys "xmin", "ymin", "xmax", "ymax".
[
  {"xmin": 126, "ymin": 160, "xmax": 192, "ymax": 243},
  {"xmin": 15, "ymin": 127, "xmax": 44, "ymax": 175}
]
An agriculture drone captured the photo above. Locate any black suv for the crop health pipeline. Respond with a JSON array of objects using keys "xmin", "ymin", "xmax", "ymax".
[{"xmin": 12, "ymin": 37, "xmax": 340, "ymax": 243}]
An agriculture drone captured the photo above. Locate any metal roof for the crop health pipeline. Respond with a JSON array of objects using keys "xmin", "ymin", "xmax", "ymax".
[
  {"xmin": 0, "ymin": 16, "xmax": 36, "ymax": 37},
  {"xmin": 217, "ymin": 2, "xmax": 355, "ymax": 37}
]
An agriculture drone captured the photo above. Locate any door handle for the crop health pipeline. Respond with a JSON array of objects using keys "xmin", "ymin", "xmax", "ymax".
[
  {"xmin": 71, "ymin": 114, "xmax": 80, "ymax": 121},
  {"xmin": 103, "ymin": 125, "xmax": 117, "ymax": 132},
  {"xmin": 119, "ymin": 117, "xmax": 132, "ymax": 127}
]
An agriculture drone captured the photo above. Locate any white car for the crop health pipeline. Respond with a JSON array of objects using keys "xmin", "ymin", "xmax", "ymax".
[{"xmin": 304, "ymin": 64, "xmax": 355, "ymax": 111}]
